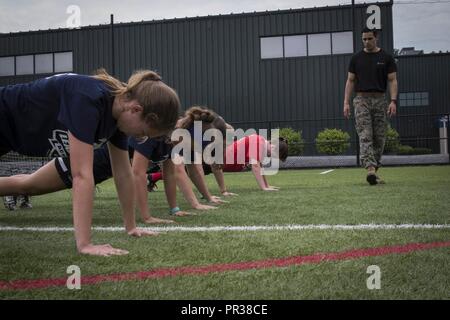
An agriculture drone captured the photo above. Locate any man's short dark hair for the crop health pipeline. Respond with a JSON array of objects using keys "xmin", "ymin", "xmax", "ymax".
[{"xmin": 362, "ymin": 27, "xmax": 378, "ymax": 37}]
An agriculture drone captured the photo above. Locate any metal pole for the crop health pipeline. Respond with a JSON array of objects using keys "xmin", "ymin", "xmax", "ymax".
[
  {"xmin": 355, "ymin": 131, "xmax": 360, "ymax": 167},
  {"xmin": 447, "ymin": 114, "xmax": 450, "ymax": 164},
  {"xmin": 352, "ymin": 0, "xmax": 356, "ymax": 52},
  {"xmin": 268, "ymin": 121, "xmax": 272, "ymax": 140},
  {"xmin": 352, "ymin": 1, "xmax": 360, "ymax": 167},
  {"xmin": 110, "ymin": 14, "xmax": 115, "ymax": 76}
]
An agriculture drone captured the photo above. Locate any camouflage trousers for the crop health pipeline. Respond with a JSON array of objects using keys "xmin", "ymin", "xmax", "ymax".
[{"xmin": 353, "ymin": 95, "xmax": 388, "ymax": 169}]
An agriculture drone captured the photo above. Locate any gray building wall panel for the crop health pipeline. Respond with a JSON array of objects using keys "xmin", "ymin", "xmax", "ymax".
[
  {"xmin": 394, "ymin": 53, "xmax": 450, "ymax": 150},
  {"xmin": 0, "ymin": 27, "xmax": 112, "ymax": 81},
  {"xmin": 0, "ymin": 2, "xmax": 398, "ymax": 132},
  {"xmin": 397, "ymin": 54, "xmax": 450, "ymax": 115}
]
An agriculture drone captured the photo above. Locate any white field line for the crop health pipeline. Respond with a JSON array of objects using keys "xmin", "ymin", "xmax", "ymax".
[
  {"xmin": 319, "ymin": 169, "xmax": 335, "ymax": 175},
  {"xmin": 0, "ymin": 224, "xmax": 449, "ymax": 233}
]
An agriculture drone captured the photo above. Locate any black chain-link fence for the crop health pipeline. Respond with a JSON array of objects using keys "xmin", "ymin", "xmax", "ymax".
[
  {"xmin": 0, "ymin": 153, "xmax": 50, "ymax": 176},
  {"xmin": 229, "ymin": 113, "xmax": 450, "ymax": 168},
  {"xmin": 1, "ymin": 113, "xmax": 448, "ymax": 176}
]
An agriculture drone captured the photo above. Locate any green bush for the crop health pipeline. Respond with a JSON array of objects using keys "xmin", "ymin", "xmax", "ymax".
[
  {"xmin": 396, "ymin": 145, "xmax": 414, "ymax": 155},
  {"xmin": 315, "ymin": 128, "xmax": 350, "ymax": 155},
  {"xmin": 384, "ymin": 125, "xmax": 400, "ymax": 154},
  {"xmin": 411, "ymin": 147, "xmax": 433, "ymax": 155},
  {"xmin": 397, "ymin": 145, "xmax": 433, "ymax": 155},
  {"xmin": 278, "ymin": 127, "xmax": 305, "ymax": 156}
]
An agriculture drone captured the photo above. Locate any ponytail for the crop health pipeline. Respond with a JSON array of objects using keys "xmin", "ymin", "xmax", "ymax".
[
  {"xmin": 92, "ymin": 68, "xmax": 126, "ymax": 95},
  {"xmin": 179, "ymin": 106, "xmax": 216, "ymax": 129},
  {"xmin": 92, "ymin": 68, "xmax": 180, "ymax": 131},
  {"xmin": 278, "ymin": 138, "xmax": 289, "ymax": 162}
]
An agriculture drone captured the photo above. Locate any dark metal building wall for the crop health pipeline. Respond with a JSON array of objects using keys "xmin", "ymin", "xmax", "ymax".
[
  {"xmin": 108, "ymin": 3, "xmax": 393, "ymax": 124},
  {"xmin": 1, "ymin": 2, "xmax": 395, "ymax": 132},
  {"xmin": 397, "ymin": 53, "xmax": 450, "ymax": 114},
  {"xmin": 394, "ymin": 53, "xmax": 450, "ymax": 150},
  {"xmin": 0, "ymin": 26, "xmax": 112, "ymax": 85}
]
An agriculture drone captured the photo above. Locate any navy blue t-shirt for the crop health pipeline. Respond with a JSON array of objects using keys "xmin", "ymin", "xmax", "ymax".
[
  {"xmin": 88, "ymin": 138, "xmax": 171, "ymax": 182},
  {"xmin": 174, "ymin": 124, "xmax": 213, "ymax": 162},
  {"xmin": 128, "ymin": 137, "xmax": 171, "ymax": 164},
  {"xmin": 0, "ymin": 73, "xmax": 127, "ymax": 157},
  {"xmin": 187, "ymin": 124, "xmax": 211, "ymax": 151}
]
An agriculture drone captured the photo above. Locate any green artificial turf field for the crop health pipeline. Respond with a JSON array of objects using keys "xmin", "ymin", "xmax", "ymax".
[{"xmin": 1, "ymin": 166, "xmax": 449, "ymax": 299}]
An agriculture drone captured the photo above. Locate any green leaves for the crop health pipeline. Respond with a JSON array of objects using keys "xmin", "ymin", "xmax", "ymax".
[
  {"xmin": 278, "ymin": 127, "xmax": 305, "ymax": 156},
  {"xmin": 315, "ymin": 128, "xmax": 351, "ymax": 155}
]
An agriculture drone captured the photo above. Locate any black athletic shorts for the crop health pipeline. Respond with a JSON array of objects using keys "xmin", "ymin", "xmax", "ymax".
[
  {"xmin": 54, "ymin": 147, "xmax": 113, "ymax": 188},
  {"xmin": 202, "ymin": 163, "xmax": 212, "ymax": 175}
]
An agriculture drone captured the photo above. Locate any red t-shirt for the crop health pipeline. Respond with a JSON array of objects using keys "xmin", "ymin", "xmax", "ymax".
[{"xmin": 222, "ymin": 134, "xmax": 267, "ymax": 172}]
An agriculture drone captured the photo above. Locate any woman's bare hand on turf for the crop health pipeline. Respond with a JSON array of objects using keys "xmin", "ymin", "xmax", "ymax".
[
  {"xmin": 193, "ymin": 203, "xmax": 217, "ymax": 210},
  {"xmin": 79, "ymin": 244, "xmax": 129, "ymax": 256},
  {"xmin": 263, "ymin": 187, "xmax": 279, "ymax": 191},
  {"xmin": 208, "ymin": 195, "xmax": 229, "ymax": 204},
  {"xmin": 173, "ymin": 210, "xmax": 197, "ymax": 216},
  {"xmin": 269, "ymin": 186, "xmax": 280, "ymax": 190},
  {"xmin": 144, "ymin": 217, "xmax": 175, "ymax": 224},
  {"xmin": 221, "ymin": 191, "xmax": 238, "ymax": 197},
  {"xmin": 127, "ymin": 227, "xmax": 159, "ymax": 237}
]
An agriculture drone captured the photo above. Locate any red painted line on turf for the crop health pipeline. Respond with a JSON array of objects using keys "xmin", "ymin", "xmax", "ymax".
[{"xmin": 1, "ymin": 241, "xmax": 449, "ymax": 291}]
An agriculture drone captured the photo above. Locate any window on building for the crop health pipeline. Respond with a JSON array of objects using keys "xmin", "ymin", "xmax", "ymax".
[
  {"xmin": 261, "ymin": 31, "xmax": 353, "ymax": 60},
  {"xmin": 0, "ymin": 51, "xmax": 74, "ymax": 77},
  {"xmin": 0, "ymin": 56, "xmax": 15, "ymax": 76},
  {"xmin": 260, "ymin": 37, "xmax": 283, "ymax": 59},
  {"xmin": 399, "ymin": 92, "xmax": 429, "ymax": 107},
  {"xmin": 284, "ymin": 35, "xmax": 307, "ymax": 58},
  {"xmin": 332, "ymin": 32, "xmax": 353, "ymax": 54},
  {"xmin": 54, "ymin": 52, "xmax": 73, "ymax": 72},
  {"xmin": 15, "ymin": 55, "xmax": 34, "ymax": 75},
  {"xmin": 307, "ymin": 33, "xmax": 331, "ymax": 56},
  {"xmin": 35, "ymin": 53, "xmax": 54, "ymax": 74}
]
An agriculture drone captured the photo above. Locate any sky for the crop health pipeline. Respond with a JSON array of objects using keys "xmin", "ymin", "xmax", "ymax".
[{"xmin": 1, "ymin": 0, "xmax": 449, "ymax": 53}]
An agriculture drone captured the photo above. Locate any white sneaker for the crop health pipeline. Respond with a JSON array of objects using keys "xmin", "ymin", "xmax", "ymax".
[
  {"xmin": 3, "ymin": 196, "xmax": 17, "ymax": 211},
  {"xmin": 17, "ymin": 195, "xmax": 32, "ymax": 209}
]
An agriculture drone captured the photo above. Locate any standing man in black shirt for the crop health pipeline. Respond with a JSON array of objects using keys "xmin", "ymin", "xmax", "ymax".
[{"xmin": 343, "ymin": 27, "xmax": 398, "ymax": 185}]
